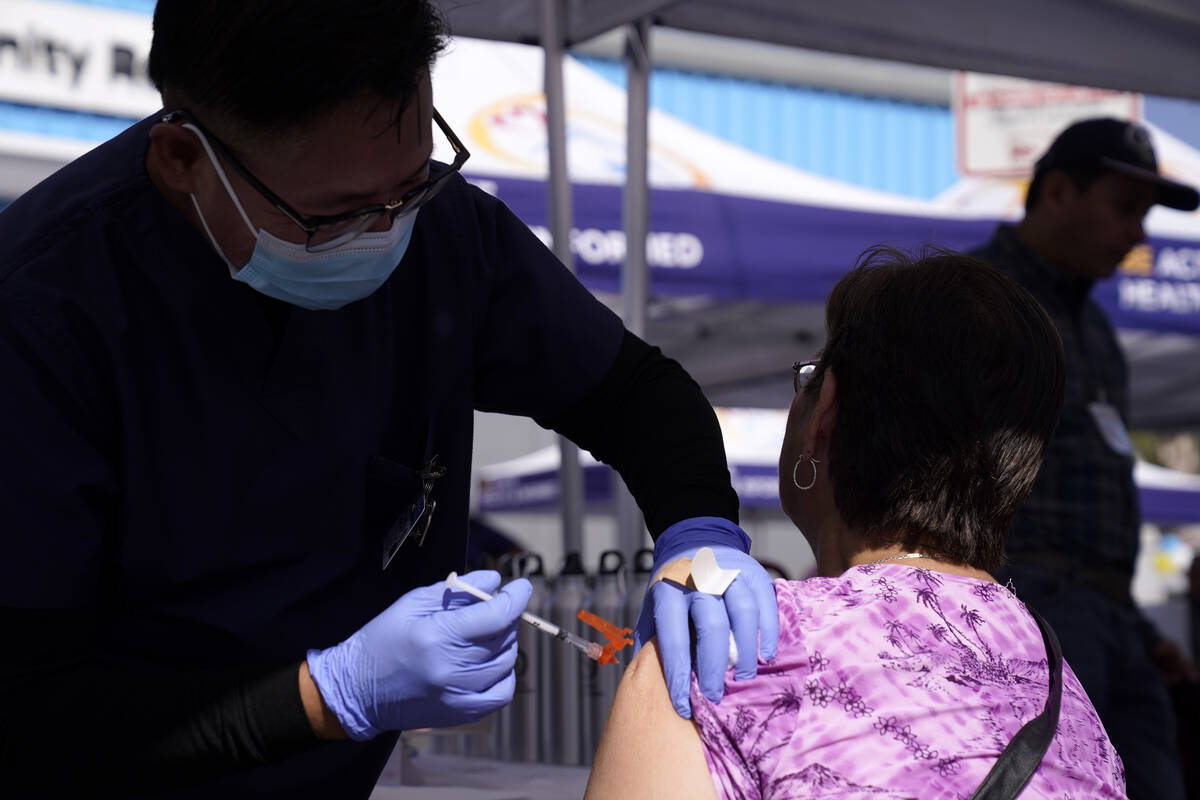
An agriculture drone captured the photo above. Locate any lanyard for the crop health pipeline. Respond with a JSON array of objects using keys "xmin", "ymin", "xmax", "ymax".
[{"xmin": 380, "ymin": 420, "xmax": 443, "ymax": 570}]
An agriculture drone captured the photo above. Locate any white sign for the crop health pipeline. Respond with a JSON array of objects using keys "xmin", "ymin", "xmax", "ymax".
[
  {"xmin": 954, "ymin": 72, "xmax": 1141, "ymax": 177},
  {"xmin": 0, "ymin": 0, "xmax": 159, "ymax": 118}
]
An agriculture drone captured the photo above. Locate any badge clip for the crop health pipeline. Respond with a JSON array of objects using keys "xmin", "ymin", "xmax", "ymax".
[{"xmin": 381, "ymin": 456, "xmax": 445, "ymax": 570}]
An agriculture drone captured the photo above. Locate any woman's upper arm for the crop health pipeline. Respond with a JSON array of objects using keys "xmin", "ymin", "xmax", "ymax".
[{"xmin": 585, "ymin": 639, "xmax": 719, "ymax": 800}]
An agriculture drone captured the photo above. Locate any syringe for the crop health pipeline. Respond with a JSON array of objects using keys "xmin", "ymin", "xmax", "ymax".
[{"xmin": 445, "ymin": 571, "xmax": 606, "ymax": 662}]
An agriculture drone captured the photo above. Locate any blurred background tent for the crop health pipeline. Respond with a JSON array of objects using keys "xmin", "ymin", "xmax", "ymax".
[{"xmin": 431, "ymin": 39, "xmax": 1200, "ymax": 428}]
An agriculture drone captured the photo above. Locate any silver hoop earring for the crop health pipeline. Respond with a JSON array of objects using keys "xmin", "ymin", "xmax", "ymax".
[{"xmin": 792, "ymin": 456, "xmax": 819, "ymax": 491}]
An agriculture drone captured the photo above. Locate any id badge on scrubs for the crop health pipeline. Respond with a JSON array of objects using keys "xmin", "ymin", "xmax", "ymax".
[
  {"xmin": 1087, "ymin": 401, "xmax": 1134, "ymax": 457},
  {"xmin": 382, "ymin": 456, "xmax": 444, "ymax": 570}
]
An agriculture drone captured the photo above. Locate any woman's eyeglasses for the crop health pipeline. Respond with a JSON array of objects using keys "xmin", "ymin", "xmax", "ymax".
[{"xmin": 792, "ymin": 359, "xmax": 819, "ymax": 394}]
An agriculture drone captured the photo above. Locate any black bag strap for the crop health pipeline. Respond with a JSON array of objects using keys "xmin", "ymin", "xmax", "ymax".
[{"xmin": 969, "ymin": 605, "xmax": 1064, "ymax": 800}]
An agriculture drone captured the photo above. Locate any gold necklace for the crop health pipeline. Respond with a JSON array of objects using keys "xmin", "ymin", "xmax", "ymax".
[{"xmin": 860, "ymin": 552, "xmax": 947, "ymax": 566}]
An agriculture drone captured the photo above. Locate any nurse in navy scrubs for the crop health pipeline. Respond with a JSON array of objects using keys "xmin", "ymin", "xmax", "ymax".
[{"xmin": 0, "ymin": 1, "xmax": 777, "ymax": 796}]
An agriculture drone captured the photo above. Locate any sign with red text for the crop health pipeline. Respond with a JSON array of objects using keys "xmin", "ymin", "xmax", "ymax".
[{"xmin": 954, "ymin": 72, "xmax": 1141, "ymax": 177}]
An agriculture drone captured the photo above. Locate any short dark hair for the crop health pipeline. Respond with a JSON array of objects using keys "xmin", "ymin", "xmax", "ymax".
[
  {"xmin": 1024, "ymin": 161, "xmax": 1107, "ymax": 213},
  {"xmin": 804, "ymin": 247, "xmax": 1065, "ymax": 571},
  {"xmin": 148, "ymin": 1, "xmax": 446, "ymax": 136}
]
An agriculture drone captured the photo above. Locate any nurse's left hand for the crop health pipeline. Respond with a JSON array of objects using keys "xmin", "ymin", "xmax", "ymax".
[{"xmin": 633, "ymin": 516, "xmax": 779, "ymax": 719}]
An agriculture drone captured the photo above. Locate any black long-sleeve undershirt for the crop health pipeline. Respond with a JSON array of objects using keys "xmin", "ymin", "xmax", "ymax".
[
  {"xmin": 0, "ymin": 329, "xmax": 736, "ymax": 794},
  {"xmin": 543, "ymin": 329, "xmax": 739, "ymax": 536}
]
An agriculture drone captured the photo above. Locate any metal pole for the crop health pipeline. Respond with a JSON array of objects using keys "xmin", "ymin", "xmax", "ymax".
[
  {"xmin": 617, "ymin": 18, "xmax": 651, "ymax": 557},
  {"xmin": 540, "ymin": 0, "xmax": 584, "ymax": 560}
]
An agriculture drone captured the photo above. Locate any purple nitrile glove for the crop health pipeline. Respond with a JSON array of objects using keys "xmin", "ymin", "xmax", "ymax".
[
  {"xmin": 307, "ymin": 570, "xmax": 532, "ymax": 740},
  {"xmin": 634, "ymin": 516, "xmax": 779, "ymax": 719}
]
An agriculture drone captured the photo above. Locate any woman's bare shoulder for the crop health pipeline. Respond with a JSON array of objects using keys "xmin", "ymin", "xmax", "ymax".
[{"xmin": 584, "ymin": 640, "xmax": 720, "ymax": 800}]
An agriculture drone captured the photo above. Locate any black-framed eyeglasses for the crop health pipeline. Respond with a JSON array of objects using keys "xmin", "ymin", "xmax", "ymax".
[
  {"xmin": 792, "ymin": 359, "xmax": 819, "ymax": 394},
  {"xmin": 162, "ymin": 106, "xmax": 470, "ymax": 252}
]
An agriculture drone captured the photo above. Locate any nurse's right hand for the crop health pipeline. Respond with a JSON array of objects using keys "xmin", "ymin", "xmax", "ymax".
[{"xmin": 306, "ymin": 570, "xmax": 531, "ymax": 740}]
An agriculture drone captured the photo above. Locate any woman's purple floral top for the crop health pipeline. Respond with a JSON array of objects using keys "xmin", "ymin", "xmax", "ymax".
[{"xmin": 690, "ymin": 566, "xmax": 1127, "ymax": 799}]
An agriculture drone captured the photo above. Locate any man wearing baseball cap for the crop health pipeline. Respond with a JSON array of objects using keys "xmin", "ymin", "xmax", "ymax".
[{"xmin": 970, "ymin": 118, "xmax": 1199, "ymax": 800}]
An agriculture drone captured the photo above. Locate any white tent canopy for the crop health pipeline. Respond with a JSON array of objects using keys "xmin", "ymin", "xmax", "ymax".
[{"xmin": 437, "ymin": 0, "xmax": 1200, "ymax": 101}]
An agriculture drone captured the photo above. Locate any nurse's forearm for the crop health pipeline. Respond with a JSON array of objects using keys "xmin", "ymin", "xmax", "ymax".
[{"xmin": 299, "ymin": 659, "xmax": 348, "ymax": 740}]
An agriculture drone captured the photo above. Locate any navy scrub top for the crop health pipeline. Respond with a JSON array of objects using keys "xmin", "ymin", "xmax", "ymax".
[{"xmin": 0, "ymin": 115, "xmax": 623, "ymax": 795}]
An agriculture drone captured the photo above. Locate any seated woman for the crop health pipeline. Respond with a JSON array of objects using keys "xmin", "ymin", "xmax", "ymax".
[{"xmin": 586, "ymin": 249, "xmax": 1126, "ymax": 799}]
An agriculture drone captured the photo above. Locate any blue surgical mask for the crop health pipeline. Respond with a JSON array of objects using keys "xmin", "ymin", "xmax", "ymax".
[{"xmin": 186, "ymin": 123, "xmax": 417, "ymax": 311}]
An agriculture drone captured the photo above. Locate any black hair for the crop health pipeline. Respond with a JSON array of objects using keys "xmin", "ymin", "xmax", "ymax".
[
  {"xmin": 803, "ymin": 247, "xmax": 1065, "ymax": 572},
  {"xmin": 148, "ymin": 0, "xmax": 446, "ymax": 136},
  {"xmin": 1025, "ymin": 161, "xmax": 1108, "ymax": 213}
]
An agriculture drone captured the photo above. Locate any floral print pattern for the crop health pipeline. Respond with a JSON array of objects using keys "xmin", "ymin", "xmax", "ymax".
[{"xmin": 690, "ymin": 566, "xmax": 1127, "ymax": 799}]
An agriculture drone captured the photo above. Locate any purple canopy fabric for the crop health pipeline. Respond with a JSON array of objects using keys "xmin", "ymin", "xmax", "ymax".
[{"xmin": 478, "ymin": 172, "xmax": 1200, "ymax": 335}]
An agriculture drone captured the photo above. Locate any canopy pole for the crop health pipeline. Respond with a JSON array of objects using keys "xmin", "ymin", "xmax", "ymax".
[
  {"xmin": 541, "ymin": 0, "xmax": 584, "ymax": 560},
  {"xmin": 617, "ymin": 17, "xmax": 652, "ymax": 558}
]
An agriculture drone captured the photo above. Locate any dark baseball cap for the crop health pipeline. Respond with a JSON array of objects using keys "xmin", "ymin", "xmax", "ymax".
[{"xmin": 1034, "ymin": 117, "xmax": 1200, "ymax": 211}]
